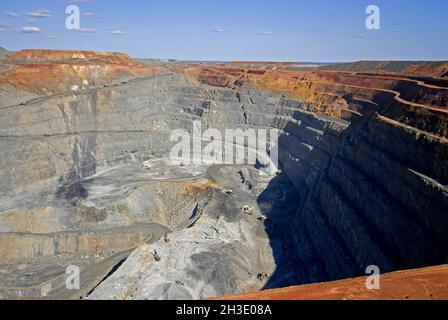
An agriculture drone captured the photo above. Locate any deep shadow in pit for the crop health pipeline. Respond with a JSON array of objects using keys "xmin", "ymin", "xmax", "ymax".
[
  {"xmin": 255, "ymin": 113, "xmax": 347, "ymax": 289},
  {"xmin": 272, "ymin": 106, "xmax": 409, "ymax": 289},
  {"xmin": 55, "ymin": 134, "xmax": 97, "ymax": 201},
  {"xmin": 256, "ymin": 111, "xmax": 383, "ymax": 289},
  {"xmin": 256, "ymin": 174, "xmax": 305, "ymax": 289},
  {"xmin": 256, "ymin": 115, "xmax": 365, "ymax": 290},
  {"xmin": 257, "ymin": 108, "xmax": 448, "ymax": 291}
]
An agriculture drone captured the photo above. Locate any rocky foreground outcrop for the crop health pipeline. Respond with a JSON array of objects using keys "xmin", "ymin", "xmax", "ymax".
[{"xmin": 0, "ymin": 50, "xmax": 447, "ymax": 299}]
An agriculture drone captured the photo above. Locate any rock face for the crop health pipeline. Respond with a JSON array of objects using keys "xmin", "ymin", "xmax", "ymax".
[
  {"xmin": 0, "ymin": 50, "xmax": 447, "ymax": 299},
  {"xmin": 184, "ymin": 64, "xmax": 448, "ymax": 285},
  {"xmin": 0, "ymin": 49, "xmax": 168, "ymax": 100},
  {"xmin": 0, "ymin": 47, "xmax": 8, "ymax": 58}
]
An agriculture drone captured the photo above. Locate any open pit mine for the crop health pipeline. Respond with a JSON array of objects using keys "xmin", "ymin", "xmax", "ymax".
[{"xmin": 0, "ymin": 49, "xmax": 447, "ymax": 300}]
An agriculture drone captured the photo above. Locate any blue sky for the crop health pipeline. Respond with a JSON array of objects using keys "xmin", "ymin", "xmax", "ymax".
[{"xmin": 0, "ymin": 0, "xmax": 447, "ymax": 61}]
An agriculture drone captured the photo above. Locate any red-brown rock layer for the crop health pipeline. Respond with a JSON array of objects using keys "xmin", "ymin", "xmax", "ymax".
[
  {"xmin": 0, "ymin": 49, "xmax": 169, "ymax": 95},
  {"xmin": 184, "ymin": 64, "xmax": 448, "ymax": 137}
]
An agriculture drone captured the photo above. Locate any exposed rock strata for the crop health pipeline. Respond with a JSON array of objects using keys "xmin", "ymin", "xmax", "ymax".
[{"xmin": 0, "ymin": 51, "xmax": 447, "ymax": 299}]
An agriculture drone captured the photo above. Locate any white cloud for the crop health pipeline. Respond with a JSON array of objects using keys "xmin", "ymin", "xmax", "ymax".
[
  {"xmin": 5, "ymin": 12, "xmax": 19, "ymax": 17},
  {"xmin": 257, "ymin": 31, "xmax": 275, "ymax": 36},
  {"xmin": 26, "ymin": 10, "xmax": 51, "ymax": 18},
  {"xmin": 108, "ymin": 30, "xmax": 125, "ymax": 35},
  {"xmin": 0, "ymin": 21, "xmax": 9, "ymax": 27},
  {"xmin": 84, "ymin": 12, "xmax": 107, "ymax": 19},
  {"xmin": 21, "ymin": 26, "xmax": 41, "ymax": 33},
  {"xmin": 212, "ymin": 28, "xmax": 225, "ymax": 33},
  {"xmin": 76, "ymin": 27, "xmax": 97, "ymax": 33},
  {"xmin": 352, "ymin": 32, "xmax": 372, "ymax": 39},
  {"xmin": 305, "ymin": 29, "xmax": 322, "ymax": 33}
]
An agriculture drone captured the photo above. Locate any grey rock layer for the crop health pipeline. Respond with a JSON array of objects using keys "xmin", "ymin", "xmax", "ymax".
[{"xmin": 1, "ymin": 71, "xmax": 447, "ymax": 299}]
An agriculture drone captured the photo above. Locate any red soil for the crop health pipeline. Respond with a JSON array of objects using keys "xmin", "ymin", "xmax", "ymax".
[{"xmin": 212, "ymin": 265, "xmax": 448, "ymax": 300}]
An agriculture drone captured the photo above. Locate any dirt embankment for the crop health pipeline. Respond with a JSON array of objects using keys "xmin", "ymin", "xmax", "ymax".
[{"xmin": 213, "ymin": 265, "xmax": 448, "ymax": 300}]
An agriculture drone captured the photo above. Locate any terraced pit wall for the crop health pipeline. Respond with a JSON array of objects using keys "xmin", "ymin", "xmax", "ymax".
[
  {"xmin": 1, "ymin": 70, "xmax": 447, "ymax": 287},
  {"xmin": 186, "ymin": 66, "xmax": 448, "ymax": 283}
]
